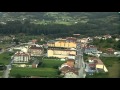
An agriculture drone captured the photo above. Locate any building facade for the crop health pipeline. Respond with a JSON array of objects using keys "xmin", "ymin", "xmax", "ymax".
[
  {"xmin": 28, "ymin": 45, "xmax": 44, "ymax": 56},
  {"xmin": 13, "ymin": 51, "xmax": 30, "ymax": 63},
  {"xmin": 47, "ymin": 48, "xmax": 76, "ymax": 59}
]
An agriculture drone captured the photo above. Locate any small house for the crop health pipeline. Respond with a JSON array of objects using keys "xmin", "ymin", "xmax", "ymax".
[
  {"xmin": 28, "ymin": 45, "xmax": 44, "ymax": 56},
  {"xmin": 13, "ymin": 51, "xmax": 30, "ymax": 63},
  {"xmin": 32, "ymin": 60, "xmax": 40, "ymax": 68},
  {"xmin": 84, "ymin": 45, "xmax": 98, "ymax": 54}
]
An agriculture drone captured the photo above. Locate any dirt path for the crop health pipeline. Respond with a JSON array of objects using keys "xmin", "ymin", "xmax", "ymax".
[{"xmin": 108, "ymin": 62, "xmax": 120, "ymax": 78}]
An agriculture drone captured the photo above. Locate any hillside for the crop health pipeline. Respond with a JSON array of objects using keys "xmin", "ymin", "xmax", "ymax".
[
  {"xmin": 0, "ymin": 12, "xmax": 119, "ymax": 37},
  {"xmin": 0, "ymin": 12, "xmax": 119, "ymax": 25}
]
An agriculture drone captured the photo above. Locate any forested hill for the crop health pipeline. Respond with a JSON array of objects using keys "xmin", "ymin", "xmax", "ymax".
[{"xmin": 0, "ymin": 12, "xmax": 119, "ymax": 37}]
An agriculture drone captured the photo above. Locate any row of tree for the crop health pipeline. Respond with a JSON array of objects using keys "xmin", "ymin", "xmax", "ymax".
[{"xmin": 91, "ymin": 38, "xmax": 120, "ymax": 51}]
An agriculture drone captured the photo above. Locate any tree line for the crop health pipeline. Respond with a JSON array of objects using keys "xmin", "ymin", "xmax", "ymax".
[{"xmin": 0, "ymin": 19, "xmax": 119, "ymax": 38}]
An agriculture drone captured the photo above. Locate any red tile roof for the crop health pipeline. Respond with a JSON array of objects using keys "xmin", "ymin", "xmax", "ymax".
[
  {"xmin": 66, "ymin": 37, "xmax": 77, "ymax": 42},
  {"xmin": 60, "ymin": 66, "xmax": 78, "ymax": 75},
  {"xmin": 88, "ymin": 57, "xmax": 103, "ymax": 65},
  {"xmin": 14, "ymin": 51, "xmax": 30, "ymax": 56},
  {"xmin": 89, "ymin": 64, "xmax": 96, "ymax": 67},
  {"xmin": 30, "ymin": 45, "xmax": 43, "ymax": 49}
]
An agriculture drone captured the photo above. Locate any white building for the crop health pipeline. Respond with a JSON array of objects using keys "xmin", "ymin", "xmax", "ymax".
[
  {"xmin": 13, "ymin": 51, "xmax": 30, "ymax": 63},
  {"xmin": 64, "ymin": 72, "xmax": 79, "ymax": 78},
  {"xmin": 114, "ymin": 51, "xmax": 120, "ymax": 55},
  {"xmin": 115, "ymin": 38, "xmax": 120, "ymax": 42}
]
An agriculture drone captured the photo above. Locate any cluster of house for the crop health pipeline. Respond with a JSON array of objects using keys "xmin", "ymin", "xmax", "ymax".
[
  {"xmin": 0, "ymin": 35, "xmax": 15, "ymax": 41},
  {"xmin": 94, "ymin": 34, "xmax": 112, "ymax": 40},
  {"xmin": 83, "ymin": 45, "xmax": 102, "ymax": 57},
  {"xmin": 94, "ymin": 34, "xmax": 120, "ymax": 41},
  {"xmin": 85, "ymin": 57, "xmax": 108, "ymax": 75},
  {"xmin": 47, "ymin": 37, "xmax": 81, "ymax": 78},
  {"xmin": 59, "ymin": 58, "xmax": 79, "ymax": 78},
  {"xmin": 11, "ymin": 40, "xmax": 44, "ymax": 68},
  {"xmin": 78, "ymin": 35, "xmax": 120, "ymax": 57}
]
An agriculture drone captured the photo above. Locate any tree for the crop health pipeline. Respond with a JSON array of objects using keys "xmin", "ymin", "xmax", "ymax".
[
  {"xmin": 15, "ymin": 74, "xmax": 22, "ymax": 78},
  {"xmin": 13, "ymin": 39, "xmax": 19, "ymax": 45}
]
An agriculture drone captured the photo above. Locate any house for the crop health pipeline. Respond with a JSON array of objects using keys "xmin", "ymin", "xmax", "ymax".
[
  {"xmin": 59, "ymin": 65, "xmax": 78, "ymax": 76},
  {"xmin": 80, "ymin": 43, "xmax": 87, "ymax": 48},
  {"xmin": 102, "ymin": 34, "xmax": 112, "ymax": 40},
  {"xmin": 43, "ymin": 44, "xmax": 48, "ymax": 49},
  {"xmin": 114, "ymin": 51, "xmax": 120, "ymax": 55},
  {"xmin": 3, "ymin": 36, "xmax": 12, "ymax": 40},
  {"xmin": 85, "ymin": 58, "xmax": 96, "ymax": 75},
  {"xmin": 106, "ymin": 48, "xmax": 115, "ymax": 54},
  {"xmin": 66, "ymin": 59, "xmax": 75, "ymax": 67},
  {"xmin": 87, "ymin": 37, "xmax": 93, "ymax": 42},
  {"xmin": 47, "ymin": 48, "xmax": 76, "ymax": 59},
  {"xmin": 32, "ymin": 60, "xmax": 39, "ymax": 68},
  {"xmin": 13, "ymin": 51, "xmax": 30, "ymax": 63},
  {"xmin": 59, "ymin": 58, "xmax": 75, "ymax": 70},
  {"xmin": 66, "ymin": 37, "xmax": 77, "ymax": 42},
  {"xmin": 13, "ymin": 46, "xmax": 28, "ymax": 53},
  {"xmin": 83, "ymin": 45, "xmax": 98, "ymax": 54},
  {"xmin": 94, "ymin": 36, "xmax": 102, "ymax": 39},
  {"xmin": 28, "ymin": 39, "xmax": 37, "ymax": 45},
  {"xmin": 115, "ymin": 38, "xmax": 120, "ymax": 41},
  {"xmin": 15, "ymin": 64, "xmax": 27, "ymax": 67},
  {"xmin": 59, "ymin": 58, "xmax": 78, "ymax": 77},
  {"xmin": 64, "ymin": 72, "xmax": 79, "ymax": 78},
  {"xmin": 31, "ymin": 39, "xmax": 37, "ymax": 44},
  {"xmin": 68, "ymin": 54, "xmax": 76, "ymax": 60},
  {"xmin": 88, "ymin": 57, "xmax": 108, "ymax": 72},
  {"xmin": 80, "ymin": 38, "xmax": 88, "ymax": 43},
  {"xmin": 28, "ymin": 45, "xmax": 44, "ymax": 56}
]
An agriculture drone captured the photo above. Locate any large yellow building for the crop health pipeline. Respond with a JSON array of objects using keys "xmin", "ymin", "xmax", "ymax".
[
  {"xmin": 47, "ymin": 48, "xmax": 76, "ymax": 59},
  {"xmin": 48, "ymin": 41, "xmax": 77, "ymax": 48},
  {"xmin": 47, "ymin": 37, "xmax": 77, "ymax": 58}
]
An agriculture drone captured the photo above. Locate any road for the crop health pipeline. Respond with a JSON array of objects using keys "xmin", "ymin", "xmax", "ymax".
[
  {"xmin": 2, "ymin": 65, "xmax": 10, "ymax": 78},
  {"xmin": 75, "ymin": 43, "xmax": 86, "ymax": 78},
  {"xmin": 2, "ymin": 59, "xmax": 13, "ymax": 78}
]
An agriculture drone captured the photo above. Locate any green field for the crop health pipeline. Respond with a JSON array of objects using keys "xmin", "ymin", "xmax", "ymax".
[
  {"xmin": 107, "ymin": 62, "xmax": 120, "ymax": 78},
  {"xmin": 99, "ymin": 57, "xmax": 120, "ymax": 78},
  {"xmin": 0, "ymin": 52, "xmax": 14, "ymax": 65},
  {"xmin": 100, "ymin": 57, "xmax": 118, "ymax": 67},
  {"xmin": 10, "ymin": 59, "xmax": 65, "ymax": 78},
  {"xmin": 10, "ymin": 67, "xmax": 59, "ymax": 78},
  {"xmin": 0, "ymin": 44, "xmax": 10, "ymax": 48},
  {"xmin": 39, "ymin": 59, "xmax": 65, "ymax": 68},
  {"xmin": 0, "ymin": 71, "xmax": 3, "ymax": 76},
  {"xmin": 86, "ymin": 73, "xmax": 109, "ymax": 78}
]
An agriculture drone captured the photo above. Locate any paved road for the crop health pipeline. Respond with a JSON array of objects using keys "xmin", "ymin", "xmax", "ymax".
[
  {"xmin": 75, "ymin": 43, "xmax": 86, "ymax": 78},
  {"xmin": 2, "ymin": 65, "xmax": 11, "ymax": 78},
  {"xmin": 2, "ymin": 60, "xmax": 13, "ymax": 78}
]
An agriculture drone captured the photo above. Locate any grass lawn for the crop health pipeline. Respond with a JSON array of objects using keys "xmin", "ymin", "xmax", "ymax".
[
  {"xmin": 0, "ymin": 44, "xmax": 9, "ymax": 48},
  {"xmin": 100, "ymin": 57, "xmax": 120, "ymax": 78},
  {"xmin": 39, "ymin": 59, "xmax": 65, "ymax": 68},
  {"xmin": 10, "ymin": 67, "xmax": 60, "ymax": 78},
  {"xmin": 0, "ymin": 52, "xmax": 14, "ymax": 65},
  {"xmin": 100, "ymin": 57, "xmax": 119, "ymax": 67},
  {"xmin": 86, "ymin": 73, "xmax": 109, "ymax": 78},
  {"xmin": 0, "ymin": 71, "xmax": 3, "ymax": 76},
  {"xmin": 107, "ymin": 62, "xmax": 120, "ymax": 78},
  {"xmin": 10, "ymin": 59, "xmax": 65, "ymax": 78}
]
